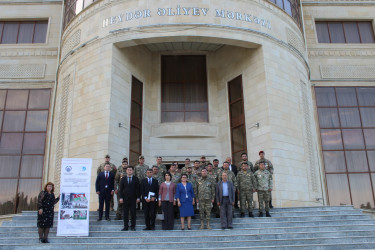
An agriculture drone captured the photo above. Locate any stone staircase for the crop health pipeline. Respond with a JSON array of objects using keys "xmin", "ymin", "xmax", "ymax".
[{"xmin": 1, "ymin": 206, "xmax": 375, "ymax": 249}]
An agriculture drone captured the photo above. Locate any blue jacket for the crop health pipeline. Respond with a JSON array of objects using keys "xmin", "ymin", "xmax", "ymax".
[{"xmin": 175, "ymin": 182, "xmax": 195, "ymax": 202}]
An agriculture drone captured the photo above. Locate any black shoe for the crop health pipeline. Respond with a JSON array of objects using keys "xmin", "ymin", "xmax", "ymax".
[
  {"xmin": 258, "ymin": 212, "xmax": 263, "ymax": 217},
  {"xmin": 221, "ymin": 227, "xmax": 226, "ymax": 230},
  {"xmin": 106, "ymin": 218, "xmax": 111, "ymax": 221},
  {"xmin": 249, "ymin": 212, "xmax": 254, "ymax": 217},
  {"xmin": 44, "ymin": 239, "xmax": 49, "ymax": 243},
  {"xmin": 269, "ymin": 201, "xmax": 274, "ymax": 208},
  {"xmin": 143, "ymin": 227, "xmax": 151, "ymax": 231},
  {"xmin": 151, "ymin": 227, "xmax": 155, "ymax": 231},
  {"xmin": 192, "ymin": 216, "xmax": 196, "ymax": 219},
  {"xmin": 121, "ymin": 228, "xmax": 128, "ymax": 231},
  {"xmin": 266, "ymin": 212, "xmax": 272, "ymax": 217},
  {"xmin": 227, "ymin": 226, "xmax": 233, "ymax": 229},
  {"xmin": 130, "ymin": 227, "xmax": 136, "ymax": 231},
  {"xmin": 240, "ymin": 213, "xmax": 245, "ymax": 218},
  {"xmin": 97, "ymin": 218, "xmax": 102, "ymax": 221},
  {"xmin": 39, "ymin": 238, "xmax": 45, "ymax": 243},
  {"xmin": 216, "ymin": 214, "xmax": 220, "ymax": 218}
]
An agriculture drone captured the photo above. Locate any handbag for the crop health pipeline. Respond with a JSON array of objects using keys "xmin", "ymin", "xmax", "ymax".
[{"xmin": 156, "ymin": 212, "xmax": 164, "ymax": 221}]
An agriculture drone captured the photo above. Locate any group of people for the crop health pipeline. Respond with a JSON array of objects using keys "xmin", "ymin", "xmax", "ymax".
[{"xmin": 95, "ymin": 151, "xmax": 274, "ymax": 231}]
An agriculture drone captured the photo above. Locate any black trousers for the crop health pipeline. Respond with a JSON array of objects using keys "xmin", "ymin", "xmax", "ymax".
[
  {"xmin": 98, "ymin": 190, "xmax": 111, "ymax": 219},
  {"xmin": 143, "ymin": 201, "xmax": 156, "ymax": 229},
  {"xmin": 123, "ymin": 199, "xmax": 136, "ymax": 229},
  {"xmin": 161, "ymin": 201, "xmax": 174, "ymax": 230}
]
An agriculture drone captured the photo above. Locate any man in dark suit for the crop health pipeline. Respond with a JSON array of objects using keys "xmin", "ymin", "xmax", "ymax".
[
  {"xmin": 119, "ymin": 166, "xmax": 140, "ymax": 231},
  {"xmin": 95, "ymin": 163, "xmax": 115, "ymax": 221},
  {"xmin": 216, "ymin": 172, "xmax": 235, "ymax": 229},
  {"xmin": 140, "ymin": 169, "xmax": 159, "ymax": 230}
]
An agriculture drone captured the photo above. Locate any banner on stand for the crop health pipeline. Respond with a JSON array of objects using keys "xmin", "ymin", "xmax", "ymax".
[{"xmin": 57, "ymin": 158, "xmax": 92, "ymax": 236}]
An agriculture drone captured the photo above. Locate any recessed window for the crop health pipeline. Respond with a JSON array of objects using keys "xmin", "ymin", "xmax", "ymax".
[
  {"xmin": 316, "ymin": 21, "xmax": 375, "ymax": 44},
  {"xmin": 161, "ymin": 55, "xmax": 208, "ymax": 123},
  {"xmin": 0, "ymin": 21, "xmax": 48, "ymax": 44}
]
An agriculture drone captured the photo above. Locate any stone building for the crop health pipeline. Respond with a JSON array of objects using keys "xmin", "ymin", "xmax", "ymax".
[{"xmin": 0, "ymin": 0, "xmax": 374, "ymax": 214}]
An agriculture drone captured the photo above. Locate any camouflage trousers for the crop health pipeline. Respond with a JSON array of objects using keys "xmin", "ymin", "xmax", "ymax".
[
  {"xmin": 239, "ymin": 190, "xmax": 254, "ymax": 213},
  {"xmin": 257, "ymin": 191, "xmax": 270, "ymax": 212},
  {"xmin": 199, "ymin": 199, "xmax": 212, "ymax": 221}
]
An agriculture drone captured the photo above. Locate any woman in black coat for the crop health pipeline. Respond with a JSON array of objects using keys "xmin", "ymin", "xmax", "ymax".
[{"xmin": 37, "ymin": 182, "xmax": 59, "ymax": 243}]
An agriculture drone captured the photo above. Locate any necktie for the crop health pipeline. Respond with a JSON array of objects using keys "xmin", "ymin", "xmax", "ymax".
[
  {"xmin": 149, "ymin": 178, "xmax": 151, "ymax": 185},
  {"xmin": 128, "ymin": 177, "xmax": 131, "ymax": 184},
  {"xmin": 105, "ymin": 172, "xmax": 108, "ymax": 180}
]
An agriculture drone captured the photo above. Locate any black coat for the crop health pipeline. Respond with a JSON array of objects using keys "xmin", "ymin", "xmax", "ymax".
[
  {"xmin": 140, "ymin": 177, "xmax": 159, "ymax": 201},
  {"xmin": 119, "ymin": 175, "xmax": 140, "ymax": 201},
  {"xmin": 95, "ymin": 171, "xmax": 115, "ymax": 193}
]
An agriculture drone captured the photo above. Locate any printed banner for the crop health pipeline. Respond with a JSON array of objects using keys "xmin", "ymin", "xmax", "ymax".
[{"xmin": 57, "ymin": 158, "xmax": 92, "ymax": 236}]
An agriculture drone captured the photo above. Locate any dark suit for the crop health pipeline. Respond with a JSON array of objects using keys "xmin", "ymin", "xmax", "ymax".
[
  {"xmin": 140, "ymin": 177, "xmax": 159, "ymax": 229},
  {"xmin": 119, "ymin": 175, "xmax": 140, "ymax": 229},
  {"xmin": 216, "ymin": 180, "xmax": 235, "ymax": 228},
  {"xmin": 229, "ymin": 164, "xmax": 238, "ymax": 176},
  {"xmin": 95, "ymin": 171, "xmax": 114, "ymax": 219}
]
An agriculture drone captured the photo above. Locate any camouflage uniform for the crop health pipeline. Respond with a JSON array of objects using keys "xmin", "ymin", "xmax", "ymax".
[
  {"xmin": 192, "ymin": 167, "xmax": 202, "ymax": 177},
  {"xmin": 237, "ymin": 170, "xmax": 256, "ymax": 214},
  {"xmin": 153, "ymin": 172, "xmax": 164, "ymax": 186},
  {"xmin": 114, "ymin": 166, "xmax": 127, "ymax": 219},
  {"xmin": 170, "ymin": 172, "xmax": 181, "ymax": 184},
  {"xmin": 196, "ymin": 176, "xmax": 215, "ymax": 224},
  {"xmin": 97, "ymin": 162, "xmax": 117, "ymax": 211},
  {"xmin": 254, "ymin": 158, "xmax": 274, "ymax": 174},
  {"xmin": 217, "ymin": 169, "xmax": 238, "ymax": 189},
  {"xmin": 238, "ymin": 160, "xmax": 255, "ymax": 173},
  {"xmin": 134, "ymin": 164, "xmax": 149, "ymax": 182},
  {"xmin": 254, "ymin": 169, "xmax": 273, "ymax": 213},
  {"xmin": 156, "ymin": 164, "xmax": 167, "ymax": 176},
  {"xmin": 181, "ymin": 164, "xmax": 192, "ymax": 174},
  {"xmin": 254, "ymin": 158, "xmax": 274, "ymax": 208},
  {"xmin": 207, "ymin": 170, "xmax": 219, "ymax": 216}
]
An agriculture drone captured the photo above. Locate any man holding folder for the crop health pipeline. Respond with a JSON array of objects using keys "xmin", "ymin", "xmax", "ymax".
[{"xmin": 140, "ymin": 169, "xmax": 159, "ymax": 230}]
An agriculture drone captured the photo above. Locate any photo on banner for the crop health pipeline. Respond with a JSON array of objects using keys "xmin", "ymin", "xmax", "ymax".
[{"xmin": 57, "ymin": 158, "xmax": 92, "ymax": 236}]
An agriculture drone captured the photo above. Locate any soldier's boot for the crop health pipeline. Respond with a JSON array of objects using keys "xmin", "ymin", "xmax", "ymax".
[
  {"xmin": 249, "ymin": 212, "xmax": 254, "ymax": 218},
  {"xmin": 266, "ymin": 212, "xmax": 272, "ymax": 217},
  {"xmin": 206, "ymin": 221, "xmax": 212, "ymax": 230},
  {"xmin": 240, "ymin": 213, "xmax": 245, "ymax": 218},
  {"xmin": 269, "ymin": 200, "xmax": 274, "ymax": 209},
  {"xmin": 199, "ymin": 220, "xmax": 204, "ymax": 230},
  {"xmin": 258, "ymin": 212, "xmax": 263, "ymax": 217}
]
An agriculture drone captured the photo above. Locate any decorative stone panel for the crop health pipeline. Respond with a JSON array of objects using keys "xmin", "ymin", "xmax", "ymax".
[
  {"xmin": 286, "ymin": 28, "xmax": 305, "ymax": 57},
  {"xmin": 0, "ymin": 64, "xmax": 45, "ymax": 78},
  {"xmin": 320, "ymin": 65, "xmax": 375, "ymax": 79},
  {"xmin": 61, "ymin": 29, "xmax": 81, "ymax": 59}
]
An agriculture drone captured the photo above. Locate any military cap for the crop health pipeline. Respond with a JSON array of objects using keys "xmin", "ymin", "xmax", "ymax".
[
  {"xmin": 105, "ymin": 154, "xmax": 110, "ymax": 158},
  {"xmin": 139, "ymin": 155, "xmax": 145, "ymax": 159}
]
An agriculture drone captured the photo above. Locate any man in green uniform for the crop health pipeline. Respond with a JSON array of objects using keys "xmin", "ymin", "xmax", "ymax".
[
  {"xmin": 180, "ymin": 158, "xmax": 191, "ymax": 174},
  {"xmin": 192, "ymin": 160, "xmax": 202, "ymax": 177},
  {"xmin": 200, "ymin": 155, "xmax": 208, "ymax": 169},
  {"xmin": 254, "ymin": 151, "xmax": 274, "ymax": 208},
  {"xmin": 155, "ymin": 156, "xmax": 167, "ymax": 175},
  {"xmin": 237, "ymin": 162, "xmax": 256, "ymax": 217},
  {"xmin": 152, "ymin": 165, "xmax": 164, "ymax": 185},
  {"xmin": 254, "ymin": 162, "xmax": 273, "ymax": 217},
  {"xmin": 114, "ymin": 160, "xmax": 128, "ymax": 219},
  {"xmin": 196, "ymin": 168, "xmax": 215, "ymax": 229},
  {"xmin": 207, "ymin": 163, "xmax": 219, "ymax": 218},
  {"xmin": 97, "ymin": 154, "xmax": 117, "ymax": 211},
  {"xmin": 135, "ymin": 155, "xmax": 149, "ymax": 210},
  {"xmin": 238, "ymin": 152, "xmax": 254, "ymax": 173},
  {"xmin": 212, "ymin": 159, "xmax": 220, "ymax": 175}
]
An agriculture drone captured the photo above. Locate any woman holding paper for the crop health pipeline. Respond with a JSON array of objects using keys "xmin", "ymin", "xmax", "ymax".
[
  {"xmin": 175, "ymin": 174, "xmax": 195, "ymax": 230},
  {"xmin": 37, "ymin": 182, "xmax": 60, "ymax": 243}
]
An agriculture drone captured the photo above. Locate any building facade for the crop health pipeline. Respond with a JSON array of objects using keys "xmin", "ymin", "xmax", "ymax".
[{"xmin": 0, "ymin": 0, "xmax": 374, "ymax": 214}]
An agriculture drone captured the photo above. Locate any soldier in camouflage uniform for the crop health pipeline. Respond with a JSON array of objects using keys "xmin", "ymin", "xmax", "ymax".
[
  {"xmin": 199, "ymin": 156, "xmax": 208, "ymax": 169},
  {"xmin": 114, "ymin": 160, "xmax": 128, "ymax": 219},
  {"xmin": 169, "ymin": 162, "xmax": 181, "ymax": 218},
  {"xmin": 207, "ymin": 163, "xmax": 220, "ymax": 218},
  {"xmin": 254, "ymin": 151, "xmax": 274, "ymax": 208},
  {"xmin": 196, "ymin": 168, "xmax": 215, "ymax": 229},
  {"xmin": 212, "ymin": 159, "xmax": 220, "ymax": 175},
  {"xmin": 254, "ymin": 162, "xmax": 273, "ymax": 217},
  {"xmin": 97, "ymin": 154, "xmax": 117, "ymax": 211},
  {"xmin": 192, "ymin": 160, "xmax": 202, "ymax": 177},
  {"xmin": 135, "ymin": 155, "xmax": 149, "ymax": 210},
  {"xmin": 155, "ymin": 156, "xmax": 167, "ymax": 176},
  {"xmin": 180, "ymin": 158, "xmax": 191, "ymax": 175},
  {"xmin": 237, "ymin": 162, "xmax": 257, "ymax": 217},
  {"xmin": 238, "ymin": 152, "xmax": 254, "ymax": 173},
  {"xmin": 217, "ymin": 162, "xmax": 237, "ymax": 189},
  {"xmin": 152, "ymin": 165, "xmax": 164, "ymax": 186}
]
